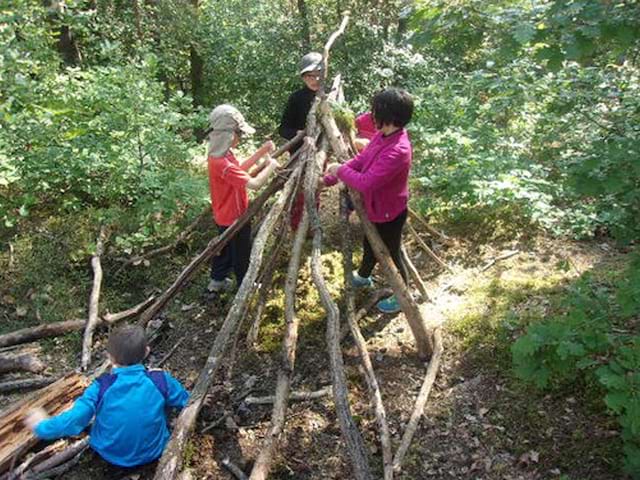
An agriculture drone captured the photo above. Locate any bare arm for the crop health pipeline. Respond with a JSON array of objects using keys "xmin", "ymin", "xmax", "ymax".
[
  {"xmin": 247, "ymin": 156, "xmax": 279, "ymax": 190},
  {"xmin": 240, "ymin": 141, "xmax": 275, "ymax": 171}
]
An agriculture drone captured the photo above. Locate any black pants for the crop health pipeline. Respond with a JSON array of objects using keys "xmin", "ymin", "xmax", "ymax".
[
  {"xmin": 211, "ymin": 223, "xmax": 252, "ymax": 285},
  {"xmin": 358, "ymin": 209, "xmax": 408, "ymax": 283}
]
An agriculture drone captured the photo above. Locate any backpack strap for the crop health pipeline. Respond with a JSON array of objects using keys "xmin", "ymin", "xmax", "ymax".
[
  {"xmin": 145, "ymin": 369, "xmax": 169, "ymax": 401},
  {"xmin": 95, "ymin": 373, "xmax": 118, "ymax": 411}
]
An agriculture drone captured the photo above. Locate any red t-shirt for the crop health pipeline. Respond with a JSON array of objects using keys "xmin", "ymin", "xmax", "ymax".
[{"xmin": 208, "ymin": 151, "xmax": 250, "ymax": 226}]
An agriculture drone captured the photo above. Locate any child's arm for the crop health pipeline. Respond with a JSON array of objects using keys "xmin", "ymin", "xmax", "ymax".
[
  {"xmin": 240, "ymin": 141, "xmax": 275, "ymax": 172},
  {"xmin": 26, "ymin": 382, "xmax": 100, "ymax": 440},
  {"xmin": 163, "ymin": 372, "xmax": 190, "ymax": 409},
  {"xmin": 246, "ymin": 156, "xmax": 279, "ymax": 191}
]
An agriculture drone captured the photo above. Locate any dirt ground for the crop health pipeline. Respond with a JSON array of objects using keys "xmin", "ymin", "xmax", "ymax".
[{"xmin": 0, "ymin": 205, "xmax": 630, "ymax": 480}]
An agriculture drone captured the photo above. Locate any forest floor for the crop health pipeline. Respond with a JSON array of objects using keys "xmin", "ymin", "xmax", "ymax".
[{"xmin": 0, "ymin": 199, "xmax": 632, "ymax": 480}]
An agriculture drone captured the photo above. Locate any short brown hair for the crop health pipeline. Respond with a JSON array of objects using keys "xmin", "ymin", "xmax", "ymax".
[{"xmin": 107, "ymin": 324, "xmax": 147, "ymax": 366}]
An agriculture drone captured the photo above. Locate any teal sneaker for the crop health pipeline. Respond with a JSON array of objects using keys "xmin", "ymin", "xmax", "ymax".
[
  {"xmin": 377, "ymin": 295, "xmax": 400, "ymax": 314},
  {"xmin": 352, "ymin": 272, "xmax": 373, "ymax": 288}
]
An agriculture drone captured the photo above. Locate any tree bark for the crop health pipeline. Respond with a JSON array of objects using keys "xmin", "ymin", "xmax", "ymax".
[
  {"xmin": 305, "ymin": 140, "xmax": 373, "ymax": 480},
  {"xmin": 392, "ymin": 328, "xmax": 443, "ymax": 471},
  {"xmin": 248, "ymin": 209, "xmax": 309, "ymax": 480},
  {"xmin": 0, "ymin": 377, "xmax": 57, "ymax": 394},
  {"xmin": 0, "ymin": 296, "xmax": 155, "ymax": 349},
  {"xmin": 152, "ymin": 167, "xmax": 302, "ymax": 480},
  {"xmin": 244, "ymin": 386, "xmax": 332, "ymax": 405},
  {"xmin": 0, "ymin": 374, "xmax": 87, "ymax": 473},
  {"xmin": 81, "ymin": 227, "xmax": 107, "ymax": 370},
  {"xmin": 0, "ymin": 354, "xmax": 45, "ymax": 375},
  {"xmin": 341, "ymin": 191, "xmax": 394, "ymax": 480},
  {"xmin": 319, "ymin": 102, "xmax": 434, "ymax": 359}
]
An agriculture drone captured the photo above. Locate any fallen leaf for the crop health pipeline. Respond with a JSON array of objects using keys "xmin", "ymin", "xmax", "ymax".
[{"xmin": 16, "ymin": 305, "xmax": 28, "ymax": 316}]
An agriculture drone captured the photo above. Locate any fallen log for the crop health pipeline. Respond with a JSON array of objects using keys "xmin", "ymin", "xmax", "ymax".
[
  {"xmin": 319, "ymin": 101, "xmax": 434, "ymax": 359},
  {"xmin": 244, "ymin": 386, "xmax": 332, "ymax": 406},
  {"xmin": 0, "ymin": 439, "xmax": 67, "ymax": 480},
  {"xmin": 139, "ymin": 146, "xmax": 304, "ymax": 328},
  {"xmin": 0, "ymin": 377, "xmax": 57, "ymax": 394},
  {"xmin": 81, "ymin": 226, "xmax": 108, "ymax": 370},
  {"xmin": 0, "ymin": 373, "xmax": 88, "ymax": 474},
  {"xmin": 248, "ymin": 208, "xmax": 309, "ymax": 480},
  {"xmin": 152, "ymin": 165, "xmax": 302, "ymax": 480},
  {"xmin": 341, "ymin": 191, "xmax": 393, "ymax": 480},
  {"xmin": 27, "ymin": 437, "xmax": 89, "ymax": 479},
  {"xmin": 0, "ymin": 296, "xmax": 155, "ymax": 349},
  {"xmin": 305, "ymin": 136, "xmax": 373, "ymax": 480},
  {"xmin": 392, "ymin": 328, "xmax": 443, "ymax": 472},
  {"xmin": 0, "ymin": 354, "xmax": 45, "ymax": 375}
]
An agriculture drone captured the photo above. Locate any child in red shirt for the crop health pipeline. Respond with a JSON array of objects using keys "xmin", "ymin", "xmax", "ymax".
[{"xmin": 207, "ymin": 105, "xmax": 279, "ymax": 294}]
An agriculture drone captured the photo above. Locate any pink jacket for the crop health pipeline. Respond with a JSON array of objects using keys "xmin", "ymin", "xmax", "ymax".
[{"xmin": 324, "ymin": 129, "xmax": 411, "ymax": 223}]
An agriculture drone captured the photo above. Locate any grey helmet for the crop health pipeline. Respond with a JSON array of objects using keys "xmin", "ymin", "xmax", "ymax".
[{"xmin": 299, "ymin": 52, "xmax": 323, "ymax": 75}]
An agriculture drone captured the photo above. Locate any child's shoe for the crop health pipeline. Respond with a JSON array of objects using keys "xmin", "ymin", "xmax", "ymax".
[
  {"xmin": 207, "ymin": 277, "xmax": 234, "ymax": 293},
  {"xmin": 352, "ymin": 272, "xmax": 373, "ymax": 288},
  {"xmin": 377, "ymin": 295, "xmax": 401, "ymax": 314}
]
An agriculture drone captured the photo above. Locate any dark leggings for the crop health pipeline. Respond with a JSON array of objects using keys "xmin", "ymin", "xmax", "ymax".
[
  {"xmin": 358, "ymin": 209, "xmax": 408, "ymax": 282},
  {"xmin": 211, "ymin": 222, "xmax": 252, "ymax": 285}
]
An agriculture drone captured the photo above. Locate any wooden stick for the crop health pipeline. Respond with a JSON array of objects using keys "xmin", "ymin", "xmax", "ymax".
[
  {"xmin": 407, "ymin": 208, "xmax": 453, "ymax": 245},
  {"xmin": 0, "ymin": 296, "xmax": 155, "ymax": 349},
  {"xmin": 319, "ymin": 102, "xmax": 434, "ymax": 359},
  {"xmin": 244, "ymin": 386, "xmax": 332, "ymax": 406},
  {"xmin": 117, "ymin": 209, "xmax": 209, "ymax": 269},
  {"xmin": 81, "ymin": 226, "xmax": 107, "ymax": 370},
  {"xmin": 401, "ymin": 247, "xmax": 431, "ymax": 302},
  {"xmin": 480, "ymin": 250, "xmax": 519, "ymax": 272},
  {"xmin": 392, "ymin": 328, "xmax": 443, "ymax": 471},
  {"xmin": 222, "ymin": 458, "xmax": 249, "ymax": 480},
  {"xmin": 406, "ymin": 222, "xmax": 452, "ymax": 273},
  {"xmin": 340, "ymin": 191, "xmax": 394, "ymax": 480},
  {"xmin": 245, "ymin": 217, "xmax": 289, "ymax": 346},
  {"xmin": 0, "ymin": 440, "xmax": 66, "ymax": 480},
  {"xmin": 29, "ymin": 443, "xmax": 88, "ymax": 480},
  {"xmin": 139, "ymin": 148, "xmax": 304, "ymax": 328},
  {"xmin": 0, "ymin": 377, "xmax": 57, "ymax": 394},
  {"xmin": 0, "ymin": 354, "xmax": 45, "ymax": 375},
  {"xmin": 153, "ymin": 337, "xmax": 185, "ymax": 368},
  {"xmin": 248, "ymin": 209, "xmax": 309, "ymax": 480},
  {"xmin": 321, "ymin": 11, "xmax": 351, "ymax": 89},
  {"xmin": 305, "ymin": 136, "xmax": 373, "ymax": 480},
  {"xmin": 29, "ymin": 437, "xmax": 89, "ymax": 476},
  {"xmin": 152, "ymin": 166, "xmax": 302, "ymax": 480}
]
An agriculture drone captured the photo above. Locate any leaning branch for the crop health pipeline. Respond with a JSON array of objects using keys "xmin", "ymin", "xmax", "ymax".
[
  {"xmin": 152, "ymin": 166, "xmax": 302, "ymax": 480},
  {"xmin": 392, "ymin": 328, "xmax": 443, "ymax": 471}
]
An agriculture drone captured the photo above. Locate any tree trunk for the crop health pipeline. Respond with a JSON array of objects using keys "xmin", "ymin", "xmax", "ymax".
[{"xmin": 297, "ymin": 0, "xmax": 312, "ymax": 51}]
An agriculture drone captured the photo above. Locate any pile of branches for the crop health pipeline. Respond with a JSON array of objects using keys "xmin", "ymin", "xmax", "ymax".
[{"xmin": 0, "ymin": 13, "xmax": 445, "ymax": 480}]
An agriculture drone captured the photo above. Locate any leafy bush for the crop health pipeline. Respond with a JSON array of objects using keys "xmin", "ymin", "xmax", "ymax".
[{"xmin": 512, "ymin": 253, "xmax": 640, "ymax": 476}]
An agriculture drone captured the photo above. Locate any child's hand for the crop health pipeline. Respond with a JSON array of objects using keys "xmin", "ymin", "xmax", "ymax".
[
  {"xmin": 25, "ymin": 407, "xmax": 48, "ymax": 431},
  {"xmin": 261, "ymin": 141, "xmax": 275, "ymax": 154},
  {"xmin": 326, "ymin": 162, "xmax": 341, "ymax": 176}
]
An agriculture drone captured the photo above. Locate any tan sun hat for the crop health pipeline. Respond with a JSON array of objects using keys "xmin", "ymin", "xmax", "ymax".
[{"xmin": 208, "ymin": 104, "xmax": 256, "ymax": 157}]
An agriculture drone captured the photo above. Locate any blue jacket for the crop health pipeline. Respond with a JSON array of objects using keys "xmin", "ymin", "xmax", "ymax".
[{"xmin": 34, "ymin": 364, "xmax": 189, "ymax": 467}]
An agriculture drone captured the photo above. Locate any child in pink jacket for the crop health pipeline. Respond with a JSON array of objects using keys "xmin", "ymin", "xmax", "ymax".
[{"xmin": 324, "ymin": 88, "xmax": 414, "ymax": 314}]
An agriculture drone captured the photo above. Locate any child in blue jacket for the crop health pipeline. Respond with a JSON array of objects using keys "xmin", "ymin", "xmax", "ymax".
[{"xmin": 25, "ymin": 325, "xmax": 189, "ymax": 468}]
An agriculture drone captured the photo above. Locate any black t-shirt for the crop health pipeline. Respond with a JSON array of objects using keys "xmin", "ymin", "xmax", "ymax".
[{"xmin": 279, "ymin": 86, "xmax": 316, "ymax": 146}]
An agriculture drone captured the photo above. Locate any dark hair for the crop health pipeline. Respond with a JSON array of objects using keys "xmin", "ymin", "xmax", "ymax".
[
  {"xmin": 371, "ymin": 88, "xmax": 414, "ymax": 129},
  {"xmin": 107, "ymin": 324, "xmax": 147, "ymax": 366}
]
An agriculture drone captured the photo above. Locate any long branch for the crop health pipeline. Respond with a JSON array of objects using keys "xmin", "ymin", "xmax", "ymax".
[
  {"xmin": 341, "ymin": 191, "xmax": 393, "ymax": 480},
  {"xmin": 152, "ymin": 165, "xmax": 302, "ymax": 480},
  {"xmin": 249, "ymin": 209, "xmax": 309, "ymax": 480}
]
